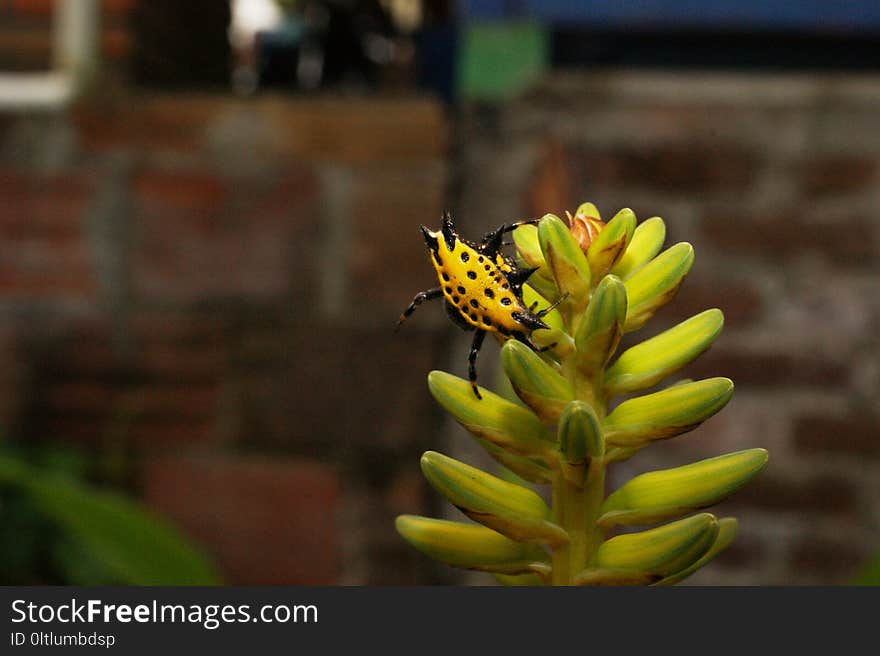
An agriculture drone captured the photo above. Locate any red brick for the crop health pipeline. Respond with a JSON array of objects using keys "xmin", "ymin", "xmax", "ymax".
[
  {"xmin": 42, "ymin": 416, "xmax": 216, "ymax": 449},
  {"xmin": 0, "ymin": 269, "xmax": 97, "ymax": 298},
  {"xmin": 235, "ymin": 322, "xmax": 444, "ymax": 451},
  {"xmin": 124, "ymin": 384, "xmax": 219, "ymax": 419},
  {"xmin": 274, "ymin": 99, "xmax": 449, "ymax": 163},
  {"xmin": 102, "ymin": 0, "xmax": 135, "ymax": 16},
  {"xmin": 0, "ymin": 329, "xmax": 24, "ymax": 431},
  {"xmin": 133, "ymin": 215, "xmax": 286, "ymax": 301},
  {"xmin": 574, "ymin": 144, "xmax": 757, "ymax": 192},
  {"xmin": 665, "ymin": 276, "xmax": 764, "ymax": 328},
  {"xmin": 793, "ymin": 412, "xmax": 880, "ymax": 457},
  {"xmin": 240, "ymin": 165, "xmax": 320, "ymax": 300},
  {"xmin": 134, "ymin": 170, "xmax": 225, "ymax": 214},
  {"xmin": 0, "ymin": 239, "xmax": 92, "ymax": 285},
  {"xmin": 685, "ymin": 348, "xmax": 849, "ymax": 388},
  {"xmin": 141, "ymin": 455, "xmax": 341, "ymax": 584},
  {"xmin": 125, "ymin": 421, "xmax": 215, "ymax": 447},
  {"xmin": 0, "ymin": 26, "xmax": 52, "ymax": 70},
  {"xmin": 0, "ymin": 171, "xmax": 96, "ymax": 299},
  {"xmin": 44, "ymin": 381, "xmax": 217, "ymax": 430},
  {"xmin": 130, "ymin": 310, "xmax": 226, "ymax": 344},
  {"xmin": 10, "ymin": 0, "xmax": 53, "ymax": 17},
  {"xmin": 384, "ymin": 468, "xmax": 427, "ymax": 518},
  {"xmin": 73, "ymin": 97, "xmax": 225, "ymax": 153},
  {"xmin": 132, "ymin": 168, "xmax": 317, "ymax": 303},
  {"xmin": 725, "ymin": 472, "xmax": 857, "ymax": 516},
  {"xmin": 135, "ymin": 343, "xmax": 225, "ymax": 381},
  {"xmin": 101, "ymin": 26, "xmax": 132, "ymax": 60},
  {"xmin": 348, "ymin": 164, "xmax": 448, "ymax": 316},
  {"xmin": 702, "ymin": 210, "xmax": 877, "ymax": 266},
  {"xmin": 801, "ymin": 155, "xmax": 877, "ymax": 197},
  {"xmin": 46, "ymin": 382, "xmax": 117, "ymax": 415},
  {"xmin": 712, "ymin": 532, "xmax": 766, "ymax": 570},
  {"xmin": 528, "ymin": 138, "xmax": 575, "ymax": 219},
  {"xmin": 36, "ymin": 310, "xmax": 226, "ymax": 373},
  {"xmin": 0, "ymin": 171, "xmax": 92, "ymax": 236},
  {"xmin": 790, "ymin": 538, "xmax": 868, "ymax": 581}
]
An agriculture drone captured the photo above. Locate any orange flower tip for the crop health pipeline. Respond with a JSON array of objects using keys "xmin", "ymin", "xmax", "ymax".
[{"xmin": 569, "ymin": 213, "xmax": 606, "ymax": 252}]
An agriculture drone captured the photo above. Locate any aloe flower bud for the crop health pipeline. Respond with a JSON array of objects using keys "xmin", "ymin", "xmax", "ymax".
[
  {"xmin": 567, "ymin": 202, "xmax": 606, "ymax": 252},
  {"xmin": 398, "ymin": 202, "xmax": 767, "ymax": 585}
]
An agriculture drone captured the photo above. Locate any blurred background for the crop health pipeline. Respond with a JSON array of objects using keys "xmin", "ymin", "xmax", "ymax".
[{"xmin": 0, "ymin": 0, "xmax": 877, "ymax": 585}]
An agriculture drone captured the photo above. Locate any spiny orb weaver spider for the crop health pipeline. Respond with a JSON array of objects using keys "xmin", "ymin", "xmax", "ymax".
[{"xmin": 396, "ymin": 212, "xmax": 561, "ymax": 399}]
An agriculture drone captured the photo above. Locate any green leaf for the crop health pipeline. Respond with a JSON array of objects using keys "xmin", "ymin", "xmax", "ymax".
[
  {"xmin": 654, "ymin": 517, "xmax": 738, "ymax": 585},
  {"xmin": 538, "ymin": 214, "xmax": 592, "ymax": 311},
  {"xmin": 587, "ymin": 208, "xmax": 636, "ymax": 281},
  {"xmin": 605, "ymin": 309, "xmax": 725, "ymax": 397},
  {"xmin": 500, "ymin": 341, "xmax": 574, "ymax": 423},
  {"xmin": 573, "ymin": 275, "xmax": 627, "ymax": 376},
  {"xmin": 599, "ymin": 449, "xmax": 768, "ymax": 527},
  {"xmin": 624, "ymin": 242, "xmax": 694, "ymax": 332},
  {"xmin": 611, "ymin": 216, "xmax": 666, "ymax": 280},
  {"xmin": 428, "ymin": 371, "xmax": 555, "ymax": 460},
  {"xmin": 420, "ymin": 451, "xmax": 567, "ymax": 546},
  {"xmin": 0, "ymin": 454, "xmax": 220, "ymax": 585},
  {"xmin": 596, "ymin": 513, "xmax": 719, "ymax": 577},
  {"xmin": 395, "ymin": 515, "xmax": 549, "ymax": 573},
  {"xmin": 851, "ymin": 552, "xmax": 880, "ymax": 586},
  {"xmin": 52, "ymin": 536, "xmax": 119, "ymax": 585},
  {"xmin": 603, "ymin": 378, "xmax": 733, "ymax": 447}
]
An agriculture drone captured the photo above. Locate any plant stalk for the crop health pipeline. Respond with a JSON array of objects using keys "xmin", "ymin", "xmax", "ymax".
[{"xmin": 551, "ymin": 357, "xmax": 607, "ymax": 585}]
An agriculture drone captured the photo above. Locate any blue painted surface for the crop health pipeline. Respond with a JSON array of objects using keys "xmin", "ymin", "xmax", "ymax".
[{"xmin": 464, "ymin": 1, "xmax": 880, "ymax": 31}]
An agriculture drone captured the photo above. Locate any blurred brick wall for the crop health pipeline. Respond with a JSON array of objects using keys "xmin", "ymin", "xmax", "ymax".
[
  {"xmin": 456, "ymin": 71, "xmax": 880, "ymax": 585},
  {"xmin": 0, "ymin": 90, "xmax": 450, "ymax": 583},
  {"xmin": 2, "ymin": 3, "xmax": 877, "ymax": 587},
  {"xmin": 0, "ymin": 0, "xmax": 132, "ymax": 71}
]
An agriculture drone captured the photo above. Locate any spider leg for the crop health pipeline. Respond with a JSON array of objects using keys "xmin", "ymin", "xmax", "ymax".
[
  {"xmin": 525, "ymin": 334, "xmax": 557, "ymax": 353},
  {"xmin": 479, "ymin": 218, "xmax": 541, "ymax": 258},
  {"xmin": 395, "ymin": 287, "xmax": 444, "ymax": 331},
  {"xmin": 468, "ymin": 329, "xmax": 487, "ymax": 399},
  {"xmin": 500, "ymin": 217, "xmax": 541, "ymax": 233},
  {"xmin": 535, "ymin": 292, "xmax": 569, "ymax": 318}
]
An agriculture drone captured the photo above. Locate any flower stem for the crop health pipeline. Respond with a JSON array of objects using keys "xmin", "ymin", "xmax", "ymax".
[
  {"xmin": 551, "ymin": 457, "xmax": 606, "ymax": 584},
  {"xmin": 551, "ymin": 358, "xmax": 607, "ymax": 585}
]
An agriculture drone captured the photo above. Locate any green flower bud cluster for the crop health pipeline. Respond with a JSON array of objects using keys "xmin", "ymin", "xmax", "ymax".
[{"xmin": 397, "ymin": 204, "xmax": 768, "ymax": 585}]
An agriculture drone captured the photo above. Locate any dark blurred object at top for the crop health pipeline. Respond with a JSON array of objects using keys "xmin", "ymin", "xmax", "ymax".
[
  {"xmin": 257, "ymin": 1, "xmax": 398, "ymax": 91},
  {"xmin": 132, "ymin": 0, "xmax": 233, "ymax": 88},
  {"xmin": 129, "ymin": 1, "xmax": 456, "ymax": 101},
  {"xmin": 249, "ymin": 0, "xmax": 455, "ymax": 100}
]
